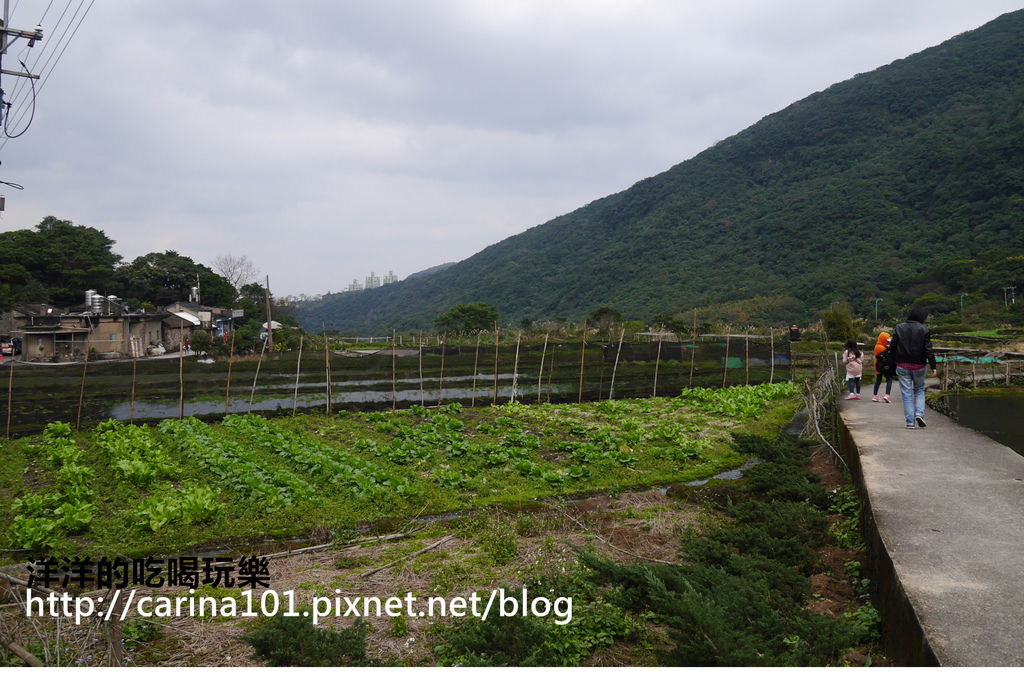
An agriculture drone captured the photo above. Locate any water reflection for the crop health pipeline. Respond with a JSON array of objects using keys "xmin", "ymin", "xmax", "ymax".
[{"xmin": 945, "ymin": 394, "xmax": 1024, "ymax": 456}]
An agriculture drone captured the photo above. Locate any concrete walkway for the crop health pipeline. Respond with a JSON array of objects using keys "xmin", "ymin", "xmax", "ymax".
[{"xmin": 839, "ymin": 391, "xmax": 1024, "ymax": 666}]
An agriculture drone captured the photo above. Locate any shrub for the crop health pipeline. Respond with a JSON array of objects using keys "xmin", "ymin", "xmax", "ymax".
[{"xmin": 244, "ymin": 616, "xmax": 375, "ymax": 666}]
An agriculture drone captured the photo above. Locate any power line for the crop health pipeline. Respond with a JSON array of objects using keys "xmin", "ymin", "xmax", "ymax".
[{"xmin": 0, "ymin": 0, "xmax": 92, "ymax": 152}]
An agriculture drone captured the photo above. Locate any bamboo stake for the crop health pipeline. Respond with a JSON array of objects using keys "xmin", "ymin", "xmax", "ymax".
[
  {"xmin": 392, "ymin": 329, "xmax": 397, "ymax": 411},
  {"xmin": 77, "ymin": 345, "xmax": 90, "ymax": 431},
  {"xmin": 225, "ymin": 329, "xmax": 235, "ymax": 415},
  {"xmin": 492, "ymin": 323, "xmax": 499, "ymax": 405},
  {"xmin": 6, "ymin": 355, "xmax": 14, "ymax": 439},
  {"xmin": 419, "ymin": 340, "xmax": 425, "ymax": 407},
  {"xmin": 130, "ymin": 354, "xmax": 137, "ymax": 425},
  {"xmin": 323, "ymin": 323, "xmax": 332, "ymax": 415},
  {"xmin": 293, "ymin": 336, "xmax": 304, "ymax": 417},
  {"xmin": 537, "ymin": 333, "xmax": 549, "ymax": 404},
  {"xmin": 653, "ymin": 324, "xmax": 664, "ymax": 398},
  {"xmin": 437, "ymin": 334, "xmax": 447, "ymax": 407},
  {"xmin": 248, "ymin": 336, "xmax": 268, "ymax": 414},
  {"xmin": 178, "ymin": 321, "xmax": 185, "ymax": 420},
  {"xmin": 609, "ymin": 326, "xmax": 625, "ymax": 400},
  {"xmin": 547, "ymin": 341, "xmax": 556, "ymax": 403},
  {"xmin": 722, "ymin": 331, "xmax": 730, "ymax": 388},
  {"xmin": 688, "ymin": 308, "xmax": 697, "ymax": 389},
  {"xmin": 471, "ymin": 332, "xmax": 481, "ymax": 407},
  {"xmin": 578, "ymin": 321, "xmax": 587, "ymax": 403},
  {"xmin": 745, "ymin": 332, "xmax": 750, "ymax": 385},
  {"xmin": 511, "ymin": 331, "xmax": 521, "ymax": 403},
  {"xmin": 769, "ymin": 328, "xmax": 775, "ymax": 384}
]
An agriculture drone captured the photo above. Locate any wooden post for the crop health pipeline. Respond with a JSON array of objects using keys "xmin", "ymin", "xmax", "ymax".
[
  {"xmin": 392, "ymin": 329, "xmax": 397, "ymax": 411},
  {"xmin": 293, "ymin": 336, "xmax": 304, "ymax": 417},
  {"xmin": 5, "ymin": 356, "xmax": 13, "ymax": 439},
  {"xmin": 492, "ymin": 323, "xmax": 499, "ymax": 405},
  {"xmin": 225, "ymin": 329, "xmax": 235, "ymax": 415},
  {"xmin": 609, "ymin": 326, "xmax": 625, "ymax": 400},
  {"xmin": 437, "ymin": 334, "xmax": 447, "ymax": 407},
  {"xmin": 688, "ymin": 308, "xmax": 697, "ymax": 389},
  {"xmin": 769, "ymin": 328, "xmax": 775, "ymax": 384},
  {"xmin": 249, "ymin": 336, "xmax": 267, "ymax": 414},
  {"xmin": 722, "ymin": 331, "xmax": 730, "ymax": 388},
  {"xmin": 130, "ymin": 355, "xmax": 137, "ymax": 425},
  {"xmin": 578, "ymin": 321, "xmax": 587, "ymax": 404},
  {"xmin": 472, "ymin": 332, "xmax": 481, "ymax": 407},
  {"xmin": 77, "ymin": 346, "xmax": 90, "ymax": 431},
  {"xmin": 537, "ymin": 333, "xmax": 549, "ymax": 404},
  {"xmin": 510, "ymin": 331, "xmax": 522, "ymax": 403},
  {"xmin": 653, "ymin": 325, "xmax": 664, "ymax": 398}
]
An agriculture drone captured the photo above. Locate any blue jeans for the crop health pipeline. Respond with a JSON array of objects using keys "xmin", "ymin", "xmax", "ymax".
[{"xmin": 896, "ymin": 367, "xmax": 926, "ymax": 426}]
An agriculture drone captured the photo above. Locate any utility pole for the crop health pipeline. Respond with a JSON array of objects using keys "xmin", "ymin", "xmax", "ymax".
[
  {"xmin": 264, "ymin": 276, "xmax": 273, "ymax": 350},
  {"xmin": 0, "ymin": 1, "xmax": 43, "ymax": 105},
  {"xmin": 0, "ymin": 0, "xmax": 43, "ymax": 209}
]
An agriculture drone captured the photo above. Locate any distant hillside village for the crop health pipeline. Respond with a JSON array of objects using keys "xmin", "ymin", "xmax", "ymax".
[{"xmin": 0, "ymin": 289, "xmax": 246, "ymax": 362}]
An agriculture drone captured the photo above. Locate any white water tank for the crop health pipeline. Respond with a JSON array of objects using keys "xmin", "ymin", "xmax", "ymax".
[{"xmin": 85, "ymin": 289, "xmax": 97, "ymax": 308}]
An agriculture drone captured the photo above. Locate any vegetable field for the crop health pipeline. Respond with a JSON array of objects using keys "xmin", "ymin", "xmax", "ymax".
[{"xmin": 1, "ymin": 383, "xmax": 801, "ymax": 556}]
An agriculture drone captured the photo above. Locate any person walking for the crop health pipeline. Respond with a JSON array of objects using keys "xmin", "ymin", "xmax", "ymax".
[
  {"xmin": 842, "ymin": 339, "xmax": 863, "ymax": 400},
  {"xmin": 890, "ymin": 305, "xmax": 937, "ymax": 428},
  {"xmin": 871, "ymin": 331, "xmax": 896, "ymax": 403}
]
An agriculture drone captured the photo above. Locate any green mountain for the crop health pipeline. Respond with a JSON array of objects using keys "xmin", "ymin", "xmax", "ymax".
[{"xmin": 298, "ymin": 10, "xmax": 1024, "ymax": 334}]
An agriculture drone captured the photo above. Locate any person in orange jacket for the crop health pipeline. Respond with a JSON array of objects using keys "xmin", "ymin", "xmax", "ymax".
[{"xmin": 871, "ymin": 331, "xmax": 896, "ymax": 403}]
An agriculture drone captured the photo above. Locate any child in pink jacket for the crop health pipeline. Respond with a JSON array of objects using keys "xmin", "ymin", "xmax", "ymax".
[{"xmin": 842, "ymin": 339, "xmax": 863, "ymax": 400}]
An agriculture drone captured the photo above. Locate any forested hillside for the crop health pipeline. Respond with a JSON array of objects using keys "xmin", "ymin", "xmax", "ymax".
[{"xmin": 298, "ymin": 10, "xmax": 1024, "ymax": 333}]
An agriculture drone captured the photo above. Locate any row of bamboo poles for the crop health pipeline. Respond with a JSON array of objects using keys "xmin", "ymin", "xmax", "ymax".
[{"xmin": 4, "ymin": 317, "xmax": 784, "ymax": 438}]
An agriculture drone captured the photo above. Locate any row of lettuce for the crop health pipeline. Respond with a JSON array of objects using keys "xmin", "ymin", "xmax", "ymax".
[{"xmin": 4, "ymin": 382, "xmax": 800, "ymax": 551}]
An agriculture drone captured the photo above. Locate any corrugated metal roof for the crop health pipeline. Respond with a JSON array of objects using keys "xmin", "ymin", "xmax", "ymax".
[{"xmin": 168, "ymin": 311, "xmax": 201, "ymax": 326}]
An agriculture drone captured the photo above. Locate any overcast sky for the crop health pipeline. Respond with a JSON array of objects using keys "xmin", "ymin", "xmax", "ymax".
[{"xmin": 0, "ymin": 1, "xmax": 1020, "ymax": 298}]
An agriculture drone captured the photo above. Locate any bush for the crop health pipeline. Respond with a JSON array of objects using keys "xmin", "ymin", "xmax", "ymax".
[{"xmin": 244, "ymin": 616, "xmax": 375, "ymax": 666}]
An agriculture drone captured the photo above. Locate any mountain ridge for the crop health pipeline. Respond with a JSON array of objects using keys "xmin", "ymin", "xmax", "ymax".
[{"xmin": 298, "ymin": 10, "xmax": 1024, "ymax": 333}]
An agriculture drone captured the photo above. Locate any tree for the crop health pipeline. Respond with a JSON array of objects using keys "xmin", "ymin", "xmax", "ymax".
[
  {"xmin": 434, "ymin": 303, "xmax": 499, "ymax": 336},
  {"xmin": 114, "ymin": 251, "xmax": 237, "ymax": 307},
  {"xmin": 821, "ymin": 303, "xmax": 859, "ymax": 342},
  {"xmin": 189, "ymin": 329, "xmax": 212, "ymax": 355},
  {"xmin": 0, "ymin": 217, "xmax": 120, "ymax": 309},
  {"xmin": 212, "ymin": 253, "xmax": 259, "ymax": 291}
]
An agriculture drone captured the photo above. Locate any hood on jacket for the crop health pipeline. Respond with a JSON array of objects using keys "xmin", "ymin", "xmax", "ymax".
[{"xmin": 874, "ymin": 332, "xmax": 891, "ymax": 356}]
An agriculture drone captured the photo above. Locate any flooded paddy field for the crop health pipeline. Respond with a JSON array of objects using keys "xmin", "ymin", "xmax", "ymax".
[{"xmin": 0, "ymin": 339, "xmax": 791, "ymax": 436}]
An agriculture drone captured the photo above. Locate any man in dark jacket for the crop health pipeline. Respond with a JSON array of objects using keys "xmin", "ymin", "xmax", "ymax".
[{"xmin": 890, "ymin": 304, "xmax": 937, "ymax": 429}]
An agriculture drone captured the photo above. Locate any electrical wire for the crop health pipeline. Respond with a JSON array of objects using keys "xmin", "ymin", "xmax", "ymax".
[
  {"xmin": 0, "ymin": 0, "xmax": 91, "ymax": 149},
  {"xmin": 2, "ymin": 59, "xmax": 35, "ymax": 137},
  {"xmin": 2, "ymin": 0, "xmax": 62, "ymax": 115}
]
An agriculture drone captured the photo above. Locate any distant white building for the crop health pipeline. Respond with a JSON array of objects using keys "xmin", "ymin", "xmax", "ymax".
[
  {"xmin": 382, "ymin": 270, "xmax": 399, "ymax": 285},
  {"xmin": 365, "ymin": 272, "xmax": 381, "ymax": 289},
  {"xmin": 344, "ymin": 279, "xmax": 364, "ymax": 293}
]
